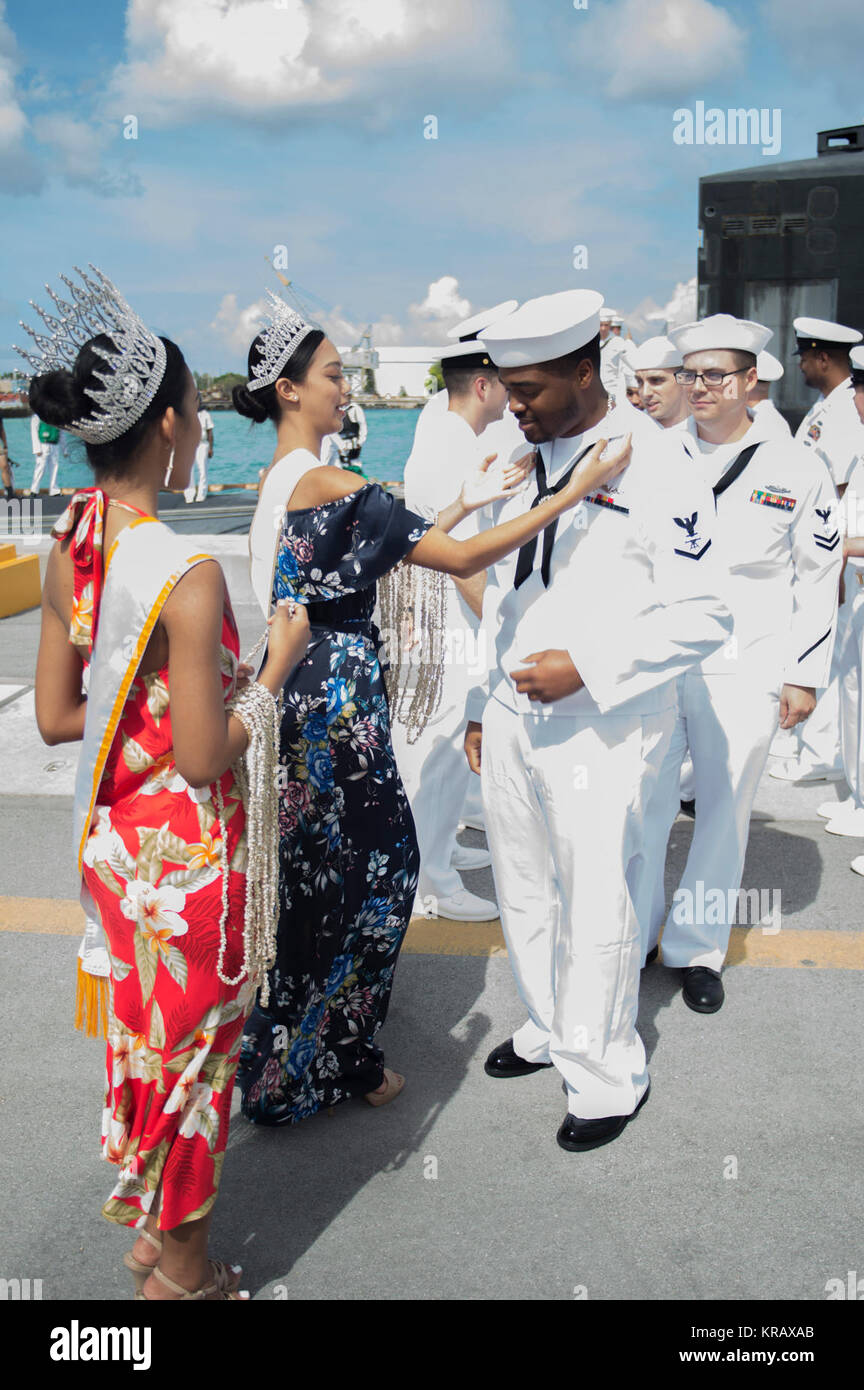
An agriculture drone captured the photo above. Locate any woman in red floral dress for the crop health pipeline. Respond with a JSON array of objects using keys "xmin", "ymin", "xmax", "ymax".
[{"xmin": 28, "ymin": 282, "xmax": 308, "ymax": 1300}]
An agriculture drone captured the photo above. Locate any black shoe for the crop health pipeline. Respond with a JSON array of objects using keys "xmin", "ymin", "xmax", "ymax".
[
  {"xmin": 680, "ymin": 798, "xmax": 696, "ymax": 818},
  {"xmin": 556, "ymin": 1084, "xmax": 651, "ymax": 1153},
  {"xmin": 642, "ymin": 945, "xmax": 659, "ymax": 970},
  {"xmin": 682, "ymin": 966, "xmax": 724, "ymax": 1013},
  {"xmin": 484, "ymin": 1037, "xmax": 553, "ymax": 1079}
]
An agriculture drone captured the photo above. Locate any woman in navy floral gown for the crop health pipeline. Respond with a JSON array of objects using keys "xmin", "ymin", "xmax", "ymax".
[{"xmin": 232, "ymin": 318, "xmax": 629, "ymax": 1124}]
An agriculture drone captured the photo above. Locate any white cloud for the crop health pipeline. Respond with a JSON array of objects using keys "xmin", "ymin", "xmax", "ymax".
[
  {"xmin": 210, "ymin": 292, "xmax": 269, "ymax": 354},
  {"xmin": 580, "ymin": 0, "xmax": 747, "ymax": 102},
  {"xmin": 0, "ymin": 1, "xmax": 41, "ymax": 193},
  {"xmin": 408, "ymin": 276, "xmax": 472, "ymax": 342},
  {"xmin": 109, "ymin": 0, "xmax": 511, "ymax": 126},
  {"xmin": 31, "ymin": 114, "xmax": 142, "ymax": 197},
  {"xmin": 627, "ymin": 276, "xmax": 697, "ymax": 339},
  {"xmin": 210, "ymin": 292, "xmax": 405, "ymax": 362}
]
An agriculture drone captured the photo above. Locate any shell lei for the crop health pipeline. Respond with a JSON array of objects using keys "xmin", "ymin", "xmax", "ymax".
[
  {"xmin": 214, "ymin": 679, "xmax": 282, "ymax": 1006},
  {"xmin": 377, "ymin": 560, "xmax": 447, "ymax": 744}
]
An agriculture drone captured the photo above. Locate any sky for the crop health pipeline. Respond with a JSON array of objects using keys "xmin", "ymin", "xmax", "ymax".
[{"xmin": 0, "ymin": 0, "xmax": 861, "ymax": 375}]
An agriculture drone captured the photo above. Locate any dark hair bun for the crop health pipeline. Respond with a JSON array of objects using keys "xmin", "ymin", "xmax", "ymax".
[
  {"xmin": 232, "ymin": 382, "xmax": 269, "ymax": 424},
  {"xmin": 28, "ymin": 369, "xmax": 85, "ymax": 429}
]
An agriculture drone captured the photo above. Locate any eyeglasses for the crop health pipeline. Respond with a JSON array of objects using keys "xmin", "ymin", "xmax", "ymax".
[{"xmin": 674, "ymin": 367, "xmax": 750, "ymax": 388}]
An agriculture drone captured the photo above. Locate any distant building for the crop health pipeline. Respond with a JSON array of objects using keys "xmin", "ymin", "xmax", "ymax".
[{"xmin": 340, "ymin": 345, "xmax": 448, "ymax": 398}]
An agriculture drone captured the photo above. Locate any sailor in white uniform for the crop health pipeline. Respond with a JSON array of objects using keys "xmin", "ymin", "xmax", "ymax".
[
  {"xmin": 824, "ymin": 346, "xmax": 864, "ymax": 845},
  {"xmin": 412, "ymin": 301, "xmax": 519, "ymax": 450},
  {"xmin": 393, "ymin": 338, "xmax": 509, "ymax": 921},
  {"xmin": 631, "ymin": 336, "xmax": 690, "ymax": 429},
  {"xmin": 747, "ymin": 352, "xmax": 791, "ymax": 441},
  {"xmin": 599, "ymin": 308, "xmax": 628, "ymax": 405},
  {"xmin": 637, "ymin": 315, "xmax": 842, "ymax": 1012},
  {"xmin": 465, "ymin": 290, "xmax": 731, "ymax": 1151},
  {"xmin": 28, "ymin": 413, "xmax": 66, "ymax": 495},
  {"xmin": 771, "ymin": 318, "xmax": 864, "ymax": 784}
]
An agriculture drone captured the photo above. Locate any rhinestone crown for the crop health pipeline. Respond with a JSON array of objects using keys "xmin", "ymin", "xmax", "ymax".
[
  {"xmin": 247, "ymin": 290, "xmax": 317, "ymax": 392},
  {"xmin": 13, "ymin": 264, "xmax": 167, "ymax": 446}
]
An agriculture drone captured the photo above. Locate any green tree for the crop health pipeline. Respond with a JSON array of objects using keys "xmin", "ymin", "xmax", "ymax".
[{"xmin": 425, "ymin": 361, "xmax": 444, "ymax": 394}]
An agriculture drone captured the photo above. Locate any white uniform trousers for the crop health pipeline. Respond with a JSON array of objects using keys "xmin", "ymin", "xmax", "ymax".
[
  {"xmin": 640, "ymin": 671, "xmax": 779, "ymax": 971},
  {"xmin": 190, "ymin": 440, "xmax": 209, "ymax": 500},
  {"xmin": 839, "ymin": 586, "xmax": 864, "ymax": 809},
  {"xmin": 393, "ymin": 668, "xmax": 473, "ymax": 903},
  {"xmin": 30, "ymin": 444, "xmax": 60, "ymax": 494},
  {"xmin": 481, "ymin": 696, "xmax": 673, "ymax": 1119}
]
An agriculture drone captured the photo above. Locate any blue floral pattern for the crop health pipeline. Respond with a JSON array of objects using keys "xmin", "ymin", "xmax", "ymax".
[{"xmin": 238, "ymin": 484, "xmax": 431, "ymax": 1125}]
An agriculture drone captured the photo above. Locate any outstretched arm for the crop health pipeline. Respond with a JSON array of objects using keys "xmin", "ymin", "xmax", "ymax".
[{"xmin": 407, "ymin": 437, "xmax": 632, "ymax": 579}]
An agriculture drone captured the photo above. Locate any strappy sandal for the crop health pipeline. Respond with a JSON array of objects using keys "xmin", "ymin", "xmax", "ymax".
[
  {"xmin": 364, "ymin": 1068, "xmax": 405, "ymax": 1107},
  {"xmin": 123, "ymin": 1228, "xmax": 162, "ymax": 1294},
  {"xmin": 134, "ymin": 1259, "xmax": 248, "ymax": 1301}
]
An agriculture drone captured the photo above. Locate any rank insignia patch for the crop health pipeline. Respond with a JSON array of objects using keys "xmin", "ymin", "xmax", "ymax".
[
  {"xmin": 673, "ymin": 511, "xmax": 711, "ymax": 560},
  {"xmin": 587, "ymin": 491, "xmax": 629, "ymax": 514},
  {"xmin": 814, "ymin": 528, "xmax": 840, "ymax": 551},
  {"xmin": 808, "ymin": 422, "xmax": 822, "ymax": 442},
  {"xmin": 750, "ymin": 489, "xmax": 796, "ymax": 510}
]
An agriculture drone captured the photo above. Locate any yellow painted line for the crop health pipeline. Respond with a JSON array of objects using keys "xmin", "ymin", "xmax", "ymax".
[
  {"xmin": 0, "ymin": 896, "xmax": 84, "ymax": 935},
  {"xmin": 1, "ymin": 898, "xmax": 862, "ymax": 970}
]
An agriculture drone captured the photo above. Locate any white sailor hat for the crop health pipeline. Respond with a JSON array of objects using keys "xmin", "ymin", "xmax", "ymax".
[
  {"xmin": 629, "ymin": 335, "xmax": 682, "ymax": 371},
  {"xmin": 623, "ymin": 366, "xmax": 638, "ymax": 389},
  {"xmin": 793, "ymin": 317, "xmax": 862, "ymax": 353},
  {"xmin": 850, "ymin": 345, "xmax": 864, "ymax": 383},
  {"xmin": 447, "ymin": 301, "xmax": 518, "ymax": 342},
  {"xmin": 668, "ymin": 313, "xmax": 772, "ymax": 358},
  {"xmin": 483, "ymin": 289, "xmax": 604, "ymax": 368},
  {"xmin": 756, "ymin": 350, "xmax": 784, "ymax": 382},
  {"xmin": 599, "ymin": 307, "xmax": 614, "ymax": 324},
  {"xmin": 439, "ymin": 337, "xmax": 495, "ymax": 370},
  {"xmin": 610, "ymin": 313, "xmax": 624, "ymax": 328}
]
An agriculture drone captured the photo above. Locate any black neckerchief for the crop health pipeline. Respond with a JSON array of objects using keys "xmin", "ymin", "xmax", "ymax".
[
  {"xmin": 684, "ymin": 434, "xmax": 762, "ymax": 507},
  {"xmin": 514, "ymin": 442, "xmax": 596, "ymax": 589}
]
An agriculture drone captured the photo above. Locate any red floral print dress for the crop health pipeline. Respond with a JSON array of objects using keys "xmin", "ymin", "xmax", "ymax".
[{"xmin": 57, "ymin": 490, "xmax": 251, "ymax": 1231}]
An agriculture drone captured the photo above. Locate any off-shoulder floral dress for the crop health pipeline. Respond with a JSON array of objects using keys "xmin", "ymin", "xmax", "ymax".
[
  {"xmin": 238, "ymin": 483, "xmax": 431, "ymax": 1124},
  {"xmin": 59, "ymin": 490, "xmax": 253, "ymax": 1230}
]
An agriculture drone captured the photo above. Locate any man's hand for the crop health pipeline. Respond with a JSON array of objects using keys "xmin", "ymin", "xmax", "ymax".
[
  {"xmin": 779, "ymin": 683, "xmax": 816, "ymax": 729},
  {"xmin": 464, "ymin": 720, "xmax": 482, "ymax": 773},
  {"xmin": 509, "ymin": 650, "xmax": 584, "ymax": 703}
]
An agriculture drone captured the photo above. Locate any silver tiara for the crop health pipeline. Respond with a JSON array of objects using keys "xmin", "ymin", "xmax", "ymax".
[
  {"xmin": 13, "ymin": 264, "xmax": 167, "ymax": 445},
  {"xmin": 247, "ymin": 290, "xmax": 317, "ymax": 392}
]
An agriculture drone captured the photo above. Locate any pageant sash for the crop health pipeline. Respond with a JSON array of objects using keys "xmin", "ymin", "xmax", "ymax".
[
  {"xmin": 73, "ymin": 518, "xmax": 211, "ymax": 874},
  {"xmin": 248, "ymin": 449, "xmax": 322, "ymax": 615}
]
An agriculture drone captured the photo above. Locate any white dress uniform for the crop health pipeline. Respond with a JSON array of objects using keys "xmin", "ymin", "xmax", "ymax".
[
  {"xmin": 777, "ymin": 379, "xmax": 864, "ymax": 776},
  {"xmin": 638, "ymin": 411, "xmax": 842, "ymax": 971},
  {"xmin": 837, "ymin": 454, "xmax": 864, "ymax": 828},
  {"xmin": 599, "ymin": 334, "xmax": 628, "ymax": 406},
  {"xmin": 29, "ymin": 414, "xmax": 63, "ymax": 494},
  {"xmin": 472, "ymin": 292, "xmax": 732, "ymax": 1118},
  {"xmin": 393, "ymin": 406, "xmax": 486, "ymax": 905},
  {"xmin": 751, "ymin": 399, "xmax": 791, "ymax": 440}
]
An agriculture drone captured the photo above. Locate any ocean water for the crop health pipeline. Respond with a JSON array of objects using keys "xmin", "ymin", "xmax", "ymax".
[{"xmin": 2, "ymin": 406, "xmax": 422, "ymax": 490}]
